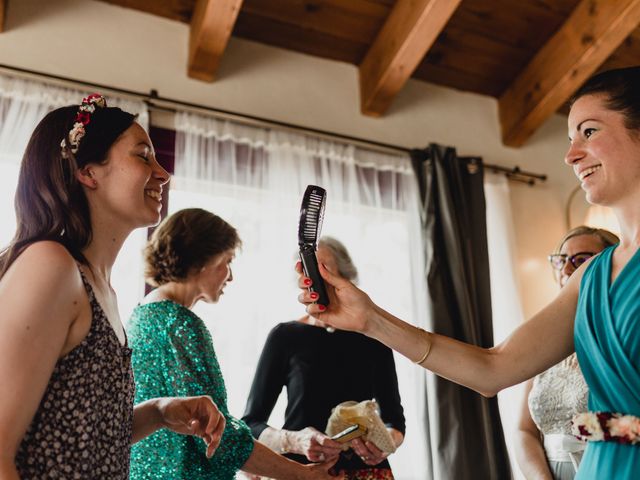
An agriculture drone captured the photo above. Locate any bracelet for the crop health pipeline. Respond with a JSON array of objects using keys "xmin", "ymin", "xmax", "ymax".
[
  {"xmin": 413, "ymin": 328, "xmax": 432, "ymax": 365},
  {"xmin": 280, "ymin": 430, "xmax": 292, "ymax": 454}
]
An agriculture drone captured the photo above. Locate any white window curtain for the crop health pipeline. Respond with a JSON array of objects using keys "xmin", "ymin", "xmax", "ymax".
[
  {"xmin": 172, "ymin": 111, "xmax": 430, "ymax": 480},
  {"xmin": 0, "ymin": 74, "xmax": 150, "ymax": 321},
  {"xmin": 484, "ymin": 172, "xmax": 526, "ymax": 480}
]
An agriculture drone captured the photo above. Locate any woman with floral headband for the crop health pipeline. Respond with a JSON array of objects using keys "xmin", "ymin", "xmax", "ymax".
[
  {"xmin": 0, "ymin": 95, "xmax": 224, "ymax": 479},
  {"xmin": 297, "ymin": 67, "xmax": 640, "ymax": 479},
  {"xmin": 515, "ymin": 226, "xmax": 618, "ymax": 480}
]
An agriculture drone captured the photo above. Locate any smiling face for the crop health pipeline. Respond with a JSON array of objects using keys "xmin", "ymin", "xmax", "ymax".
[
  {"xmin": 565, "ymin": 94, "xmax": 640, "ymax": 207},
  {"xmin": 88, "ymin": 122, "xmax": 170, "ymax": 230},
  {"xmin": 194, "ymin": 249, "xmax": 235, "ymax": 303}
]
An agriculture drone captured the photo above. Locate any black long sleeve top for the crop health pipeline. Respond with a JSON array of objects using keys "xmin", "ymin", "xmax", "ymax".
[{"xmin": 242, "ymin": 321, "xmax": 405, "ymax": 471}]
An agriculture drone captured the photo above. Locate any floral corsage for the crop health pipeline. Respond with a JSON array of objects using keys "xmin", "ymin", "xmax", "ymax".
[{"xmin": 572, "ymin": 411, "xmax": 640, "ymax": 445}]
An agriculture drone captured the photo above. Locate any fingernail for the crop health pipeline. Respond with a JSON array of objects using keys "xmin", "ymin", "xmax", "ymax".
[
  {"xmin": 318, "ymin": 304, "xmax": 326, "ymax": 311},
  {"xmin": 310, "ymin": 292, "xmax": 318, "ymax": 299},
  {"xmin": 304, "ymin": 278, "xmax": 312, "ymax": 286}
]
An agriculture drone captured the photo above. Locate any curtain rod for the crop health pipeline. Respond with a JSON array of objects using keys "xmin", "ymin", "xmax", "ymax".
[{"xmin": 0, "ymin": 63, "xmax": 547, "ymax": 185}]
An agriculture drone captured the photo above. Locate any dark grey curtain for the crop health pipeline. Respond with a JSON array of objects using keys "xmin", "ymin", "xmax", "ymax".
[{"xmin": 411, "ymin": 144, "xmax": 511, "ymax": 480}]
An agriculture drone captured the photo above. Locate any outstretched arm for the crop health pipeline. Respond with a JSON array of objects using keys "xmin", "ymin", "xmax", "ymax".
[{"xmin": 298, "ymin": 261, "xmax": 582, "ymax": 397}]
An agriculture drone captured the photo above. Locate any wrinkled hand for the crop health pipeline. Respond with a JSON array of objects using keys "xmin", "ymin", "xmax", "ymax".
[
  {"xmin": 293, "ymin": 427, "xmax": 343, "ymax": 463},
  {"xmin": 350, "ymin": 438, "xmax": 388, "ymax": 466},
  {"xmin": 157, "ymin": 395, "xmax": 225, "ymax": 458},
  {"xmin": 296, "ymin": 261, "xmax": 375, "ymax": 333}
]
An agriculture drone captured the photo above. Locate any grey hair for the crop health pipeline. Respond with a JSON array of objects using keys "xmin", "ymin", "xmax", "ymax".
[{"xmin": 318, "ymin": 236, "xmax": 359, "ymax": 284}]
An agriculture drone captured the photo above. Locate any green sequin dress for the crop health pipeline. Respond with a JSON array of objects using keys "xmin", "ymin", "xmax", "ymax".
[{"xmin": 128, "ymin": 300, "xmax": 254, "ymax": 480}]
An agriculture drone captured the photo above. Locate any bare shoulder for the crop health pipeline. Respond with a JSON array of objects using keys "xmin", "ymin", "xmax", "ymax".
[
  {"xmin": 0, "ymin": 241, "xmax": 84, "ymax": 324},
  {"xmin": 0, "ymin": 242, "xmax": 86, "ymax": 450},
  {"xmin": 6, "ymin": 241, "xmax": 78, "ymax": 277},
  {"xmin": 15, "ymin": 240, "xmax": 76, "ymax": 264}
]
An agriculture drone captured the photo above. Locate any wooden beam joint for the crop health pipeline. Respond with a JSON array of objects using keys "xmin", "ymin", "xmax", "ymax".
[
  {"xmin": 359, "ymin": 0, "xmax": 462, "ymax": 117},
  {"xmin": 0, "ymin": 0, "xmax": 7, "ymax": 33},
  {"xmin": 188, "ymin": 0, "xmax": 243, "ymax": 82}
]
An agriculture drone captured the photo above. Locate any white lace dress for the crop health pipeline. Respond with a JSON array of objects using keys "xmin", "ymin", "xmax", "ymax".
[{"xmin": 528, "ymin": 353, "xmax": 588, "ymax": 480}]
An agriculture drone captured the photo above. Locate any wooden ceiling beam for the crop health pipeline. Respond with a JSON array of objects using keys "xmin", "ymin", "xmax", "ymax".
[
  {"xmin": 188, "ymin": 0, "xmax": 243, "ymax": 82},
  {"xmin": 0, "ymin": 0, "xmax": 6, "ymax": 33},
  {"xmin": 498, "ymin": 0, "xmax": 640, "ymax": 148},
  {"xmin": 358, "ymin": 0, "xmax": 462, "ymax": 117}
]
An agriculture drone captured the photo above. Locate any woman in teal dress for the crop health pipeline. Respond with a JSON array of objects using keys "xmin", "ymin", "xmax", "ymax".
[
  {"xmin": 128, "ymin": 208, "xmax": 340, "ymax": 480},
  {"xmin": 295, "ymin": 66, "xmax": 640, "ymax": 478}
]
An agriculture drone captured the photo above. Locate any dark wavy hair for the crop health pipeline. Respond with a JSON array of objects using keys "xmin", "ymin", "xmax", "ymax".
[
  {"xmin": 144, "ymin": 208, "xmax": 241, "ymax": 287},
  {"xmin": 0, "ymin": 104, "xmax": 136, "ymax": 278},
  {"xmin": 571, "ymin": 66, "xmax": 640, "ymax": 132}
]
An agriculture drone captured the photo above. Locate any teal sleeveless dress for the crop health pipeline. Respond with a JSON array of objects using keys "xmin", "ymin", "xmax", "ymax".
[{"xmin": 574, "ymin": 246, "xmax": 640, "ymax": 479}]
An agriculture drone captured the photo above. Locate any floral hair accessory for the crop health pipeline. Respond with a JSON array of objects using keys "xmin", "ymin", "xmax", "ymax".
[
  {"xmin": 572, "ymin": 411, "xmax": 640, "ymax": 445},
  {"xmin": 60, "ymin": 93, "xmax": 108, "ymax": 158}
]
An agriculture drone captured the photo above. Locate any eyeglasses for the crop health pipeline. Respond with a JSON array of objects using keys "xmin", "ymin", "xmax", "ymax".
[{"xmin": 548, "ymin": 252, "xmax": 595, "ymax": 271}]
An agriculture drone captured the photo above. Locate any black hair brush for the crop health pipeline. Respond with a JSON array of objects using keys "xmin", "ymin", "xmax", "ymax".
[{"xmin": 298, "ymin": 185, "xmax": 330, "ymax": 307}]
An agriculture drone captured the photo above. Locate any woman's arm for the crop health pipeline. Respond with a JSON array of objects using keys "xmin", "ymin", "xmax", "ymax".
[
  {"xmin": 374, "ymin": 344, "xmax": 406, "ymax": 436},
  {"xmin": 242, "ymin": 325, "xmax": 288, "ymax": 440},
  {"xmin": 299, "ymin": 261, "xmax": 582, "ymax": 397},
  {"xmin": 241, "ymin": 440, "xmax": 341, "ymax": 480},
  {"xmin": 350, "ymin": 343, "xmax": 405, "ymax": 466},
  {"xmin": 243, "ymin": 326, "xmax": 343, "ymax": 462},
  {"xmin": 0, "ymin": 243, "xmax": 83, "ymax": 473},
  {"xmin": 514, "ymin": 380, "xmax": 553, "ymax": 480},
  {"xmin": 162, "ymin": 310, "xmax": 256, "ymax": 468},
  {"xmin": 258, "ymin": 426, "xmax": 342, "ymax": 463},
  {"xmin": 132, "ymin": 396, "xmax": 225, "ymax": 458}
]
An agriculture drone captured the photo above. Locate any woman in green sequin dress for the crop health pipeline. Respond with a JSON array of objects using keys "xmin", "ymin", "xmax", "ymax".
[{"xmin": 128, "ymin": 208, "xmax": 342, "ymax": 480}]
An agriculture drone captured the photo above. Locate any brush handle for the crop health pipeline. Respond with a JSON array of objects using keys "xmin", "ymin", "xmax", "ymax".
[{"xmin": 299, "ymin": 245, "xmax": 330, "ymax": 307}]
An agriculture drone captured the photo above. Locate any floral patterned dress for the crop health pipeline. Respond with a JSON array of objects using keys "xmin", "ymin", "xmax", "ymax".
[{"xmin": 15, "ymin": 268, "xmax": 134, "ymax": 479}]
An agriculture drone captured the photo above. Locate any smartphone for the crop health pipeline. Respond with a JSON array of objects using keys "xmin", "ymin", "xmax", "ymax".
[{"xmin": 330, "ymin": 424, "xmax": 367, "ymax": 443}]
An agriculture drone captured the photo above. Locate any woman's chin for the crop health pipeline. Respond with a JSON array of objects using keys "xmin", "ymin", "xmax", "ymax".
[{"xmin": 140, "ymin": 210, "xmax": 163, "ymax": 228}]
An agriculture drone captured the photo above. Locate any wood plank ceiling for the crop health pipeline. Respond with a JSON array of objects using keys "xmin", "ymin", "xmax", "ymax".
[{"xmin": 94, "ymin": 0, "xmax": 640, "ymax": 147}]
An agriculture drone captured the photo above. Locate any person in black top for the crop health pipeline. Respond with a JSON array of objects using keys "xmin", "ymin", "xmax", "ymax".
[{"xmin": 242, "ymin": 237, "xmax": 405, "ymax": 479}]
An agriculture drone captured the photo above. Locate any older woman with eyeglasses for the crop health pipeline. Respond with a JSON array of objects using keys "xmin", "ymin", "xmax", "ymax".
[{"xmin": 514, "ymin": 226, "xmax": 619, "ymax": 480}]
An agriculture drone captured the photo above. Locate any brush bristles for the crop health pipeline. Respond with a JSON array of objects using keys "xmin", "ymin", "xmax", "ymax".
[{"xmin": 299, "ymin": 188, "xmax": 326, "ymax": 243}]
